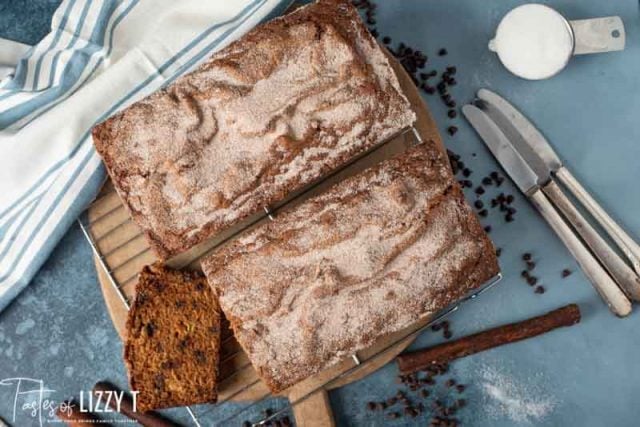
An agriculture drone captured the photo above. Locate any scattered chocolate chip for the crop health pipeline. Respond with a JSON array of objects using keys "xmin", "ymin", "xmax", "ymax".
[
  {"xmin": 562, "ymin": 269, "xmax": 572, "ymax": 278},
  {"xmin": 522, "ymin": 253, "xmax": 532, "ymax": 261},
  {"xmin": 443, "ymin": 329, "xmax": 453, "ymax": 339},
  {"xmin": 484, "ymin": 225, "xmax": 492, "ymax": 233},
  {"xmin": 438, "ymin": 48, "xmax": 448, "ymax": 56},
  {"xmin": 367, "ymin": 401, "xmax": 376, "ymax": 411},
  {"xmin": 474, "ymin": 200, "xmax": 484, "ymax": 209},
  {"xmin": 447, "ymin": 126, "xmax": 458, "ymax": 136},
  {"xmin": 495, "ymin": 247, "xmax": 502, "ymax": 257},
  {"xmin": 448, "ymin": 109, "xmax": 457, "ymax": 118},
  {"xmin": 521, "ymin": 270, "xmax": 530, "ymax": 278},
  {"xmin": 535, "ymin": 286, "xmax": 545, "ymax": 294},
  {"xmin": 242, "ymin": 422, "xmax": 251, "ymax": 427},
  {"xmin": 383, "ymin": 36, "xmax": 391, "ymax": 44},
  {"xmin": 456, "ymin": 384, "xmax": 466, "ymax": 393},
  {"xmin": 475, "ymin": 186, "xmax": 485, "ymax": 195},
  {"xmin": 482, "ymin": 177, "xmax": 492, "ymax": 186},
  {"xmin": 478, "ymin": 209, "xmax": 488, "ymax": 217},
  {"xmin": 527, "ymin": 276, "xmax": 538, "ymax": 286}
]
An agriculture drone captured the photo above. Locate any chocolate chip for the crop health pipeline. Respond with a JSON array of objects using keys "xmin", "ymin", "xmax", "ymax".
[
  {"xmin": 383, "ymin": 36, "xmax": 391, "ymax": 44},
  {"xmin": 482, "ymin": 177, "xmax": 492, "ymax": 186},
  {"xmin": 474, "ymin": 200, "xmax": 484, "ymax": 209},
  {"xmin": 475, "ymin": 186, "xmax": 485, "ymax": 195},
  {"xmin": 522, "ymin": 253, "xmax": 532, "ymax": 261},
  {"xmin": 447, "ymin": 126, "xmax": 458, "ymax": 136},
  {"xmin": 153, "ymin": 374, "xmax": 165, "ymax": 390},
  {"xmin": 526, "ymin": 261, "xmax": 536, "ymax": 271},
  {"xmin": 495, "ymin": 247, "xmax": 502, "ymax": 257},
  {"xmin": 431, "ymin": 323, "xmax": 442, "ymax": 332},
  {"xmin": 505, "ymin": 213, "xmax": 514, "ymax": 222},
  {"xmin": 506, "ymin": 194, "xmax": 515, "ymax": 204},
  {"xmin": 443, "ymin": 329, "xmax": 453, "ymax": 339},
  {"xmin": 448, "ymin": 109, "xmax": 457, "ymax": 118},
  {"xmin": 438, "ymin": 48, "xmax": 448, "ymax": 56},
  {"xmin": 366, "ymin": 401, "xmax": 376, "ymax": 411},
  {"xmin": 521, "ymin": 270, "xmax": 530, "ymax": 278},
  {"xmin": 424, "ymin": 85, "xmax": 436, "ymax": 94},
  {"xmin": 242, "ymin": 422, "xmax": 251, "ymax": 427},
  {"xmin": 527, "ymin": 276, "xmax": 538, "ymax": 286},
  {"xmin": 484, "ymin": 225, "xmax": 492, "ymax": 233},
  {"xmin": 562, "ymin": 269, "xmax": 572, "ymax": 278},
  {"xmin": 456, "ymin": 384, "xmax": 466, "ymax": 393},
  {"xmin": 446, "ymin": 66, "xmax": 457, "ymax": 74},
  {"xmin": 535, "ymin": 286, "xmax": 545, "ymax": 294},
  {"xmin": 479, "ymin": 209, "xmax": 488, "ymax": 217},
  {"xmin": 144, "ymin": 322, "xmax": 155, "ymax": 337},
  {"xmin": 194, "ymin": 350, "xmax": 207, "ymax": 364}
]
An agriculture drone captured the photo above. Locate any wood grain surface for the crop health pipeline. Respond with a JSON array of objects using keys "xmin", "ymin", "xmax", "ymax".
[{"xmin": 90, "ymin": 49, "xmax": 445, "ymax": 423}]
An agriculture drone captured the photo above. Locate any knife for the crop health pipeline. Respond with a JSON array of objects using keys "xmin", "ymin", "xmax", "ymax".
[
  {"xmin": 477, "ymin": 89, "xmax": 640, "ymax": 278},
  {"xmin": 462, "ymin": 104, "xmax": 631, "ymax": 317},
  {"xmin": 475, "ymin": 90, "xmax": 640, "ymax": 301}
]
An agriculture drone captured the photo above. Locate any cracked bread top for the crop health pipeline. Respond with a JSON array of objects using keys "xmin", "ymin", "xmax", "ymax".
[
  {"xmin": 202, "ymin": 143, "xmax": 500, "ymax": 393},
  {"xmin": 92, "ymin": 0, "xmax": 416, "ymax": 259}
]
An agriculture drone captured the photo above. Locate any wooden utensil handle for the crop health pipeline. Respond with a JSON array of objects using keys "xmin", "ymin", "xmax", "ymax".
[
  {"xmin": 556, "ymin": 167, "xmax": 640, "ymax": 276},
  {"xmin": 55, "ymin": 401, "xmax": 101, "ymax": 426},
  {"xmin": 93, "ymin": 381, "xmax": 178, "ymax": 427},
  {"xmin": 292, "ymin": 389, "xmax": 335, "ymax": 427},
  {"xmin": 530, "ymin": 190, "xmax": 632, "ymax": 317},
  {"xmin": 543, "ymin": 180, "xmax": 640, "ymax": 300}
]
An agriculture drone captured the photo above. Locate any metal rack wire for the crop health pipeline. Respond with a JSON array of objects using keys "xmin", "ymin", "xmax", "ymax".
[{"xmin": 77, "ymin": 125, "xmax": 501, "ymax": 426}]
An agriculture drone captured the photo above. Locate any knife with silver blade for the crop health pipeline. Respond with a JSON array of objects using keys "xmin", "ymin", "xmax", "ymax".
[
  {"xmin": 462, "ymin": 104, "xmax": 631, "ymax": 317},
  {"xmin": 477, "ymin": 89, "xmax": 640, "ymax": 277},
  {"xmin": 475, "ymin": 90, "xmax": 640, "ymax": 301}
]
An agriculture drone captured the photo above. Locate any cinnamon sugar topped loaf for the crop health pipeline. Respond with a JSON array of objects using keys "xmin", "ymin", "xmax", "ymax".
[
  {"xmin": 92, "ymin": 0, "xmax": 415, "ymax": 259},
  {"xmin": 202, "ymin": 143, "xmax": 500, "ymax": 393}
]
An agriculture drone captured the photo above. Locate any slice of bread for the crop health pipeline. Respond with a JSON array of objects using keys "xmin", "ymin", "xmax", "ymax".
[{"xmin": 124, "ymin": 263, "xmax": 221, "ymax": 411}]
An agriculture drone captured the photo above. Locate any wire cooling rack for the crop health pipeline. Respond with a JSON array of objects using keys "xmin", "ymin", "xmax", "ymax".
[{"xmin": 78, "ymin": 125, "xmax": 502, "ymax": 426}]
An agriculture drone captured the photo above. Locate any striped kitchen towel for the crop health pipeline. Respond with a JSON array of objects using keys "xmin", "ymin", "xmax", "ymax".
[{"xmin": 0, "ymin": 0, "xmax": 293, "ymax": 312}]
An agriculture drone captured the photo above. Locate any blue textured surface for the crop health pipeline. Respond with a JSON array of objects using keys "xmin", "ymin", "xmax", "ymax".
[{"xmin": 1, "ymin": 1, "xmax": 640, "ymax": 426}]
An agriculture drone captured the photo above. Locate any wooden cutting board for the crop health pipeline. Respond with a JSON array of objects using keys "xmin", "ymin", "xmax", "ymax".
[{"xmin": 90, "ymin": 50, "xmax": 445, "ymax": 426}]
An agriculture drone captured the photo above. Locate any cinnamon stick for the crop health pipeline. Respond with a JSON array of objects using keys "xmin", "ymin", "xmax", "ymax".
[{"xmin": 397, "ymin": 304, "xmax": 581, "ymax": 374}]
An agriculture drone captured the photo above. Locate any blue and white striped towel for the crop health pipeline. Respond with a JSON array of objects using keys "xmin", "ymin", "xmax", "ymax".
[{"xmin": 0, "ymin": 0, "xmax": 293, "ymax": 312}]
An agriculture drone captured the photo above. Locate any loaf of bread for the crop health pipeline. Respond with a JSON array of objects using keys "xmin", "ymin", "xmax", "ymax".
[
  {"xmin": 124, "ymin": 263, "xmax": 221, "ymax": 411},
  {"xmin": 92, "ymin": 0, "xmax": 416, "ymax": 259},
  {"xmin": 202, "ymin": 143, "xmax": 500, "ymax": 393}
]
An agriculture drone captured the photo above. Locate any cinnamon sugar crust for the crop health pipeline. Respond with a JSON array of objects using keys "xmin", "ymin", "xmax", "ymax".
[
  {"xmin": 92, "ymin": 0, "xmax": 416, "ymax": 259},
  {"xmin": 202, "ymin": 144, "xmax": 500, "ymax": 393}
]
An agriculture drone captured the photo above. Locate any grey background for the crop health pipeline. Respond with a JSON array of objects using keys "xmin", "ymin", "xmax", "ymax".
[{"xmin": 1, "ymin": 1, "xmax": 639, "ymax": 426}]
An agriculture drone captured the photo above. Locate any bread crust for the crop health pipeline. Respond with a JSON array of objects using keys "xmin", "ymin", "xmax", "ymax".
[
  {"xmin": 202, "ymin": 143, "xmax": 500, "ymax": 393},
  {"xmin": 92, "ymin": 0, "xmax": 416, "ymax": 260}
]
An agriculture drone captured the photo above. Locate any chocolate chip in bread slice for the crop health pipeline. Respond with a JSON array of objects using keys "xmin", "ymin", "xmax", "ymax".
[{"xmin": 124, "ymin": 263, "xmax": 221, "ymax": 411}]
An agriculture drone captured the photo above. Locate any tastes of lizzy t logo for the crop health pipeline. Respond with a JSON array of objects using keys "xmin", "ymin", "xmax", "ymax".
[{"xmin": 0, "ymin": 377, "xmax": 138, "ymax": 426}]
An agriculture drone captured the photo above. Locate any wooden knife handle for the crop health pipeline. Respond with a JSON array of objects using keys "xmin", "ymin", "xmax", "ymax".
[
  {"xmin": 543, "ymin": 180, "xmax": 640, "ymax": 300},
  {"xmin": 93, "ymin": 381, "xmax": 179, "ymax": 427},
  {"xmin": 530, "ymin": 189, "xmax": 632, "ymax": 317},
  {"xmin": 556, "ymin": 167, "xmax": 640, "ymax": 276},
  {"xmin": 55, "ymin": 401, "xmax": 102, "ymax": 426}
]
